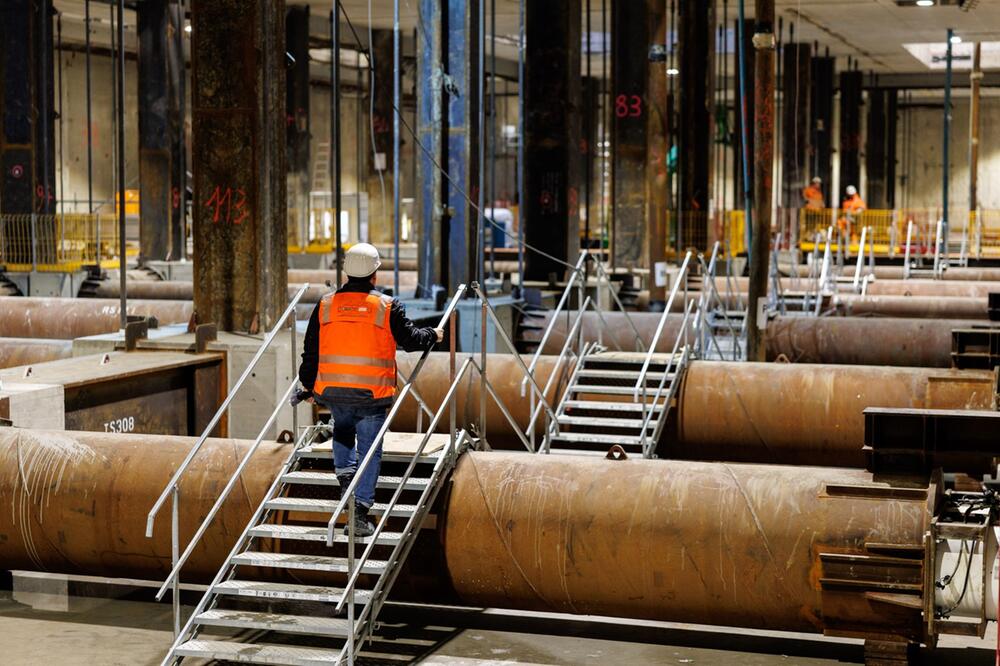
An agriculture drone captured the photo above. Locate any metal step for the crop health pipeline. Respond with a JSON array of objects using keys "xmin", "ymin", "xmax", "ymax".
[
  {"xmin": 561, "ymin": 400, "xmax": 665, "ymax": 413},
  {"xmin": 231, "ymin": 551, "xmax": 387, "ymax": 575},
  {"xmin": 249, "ymin": 523, "xmax": 403, "ymax": 545},
  {"xmin": 544, "ymin": 446, "xmax": 645, "ymax": 457},
  {"xmin": 213, "ymin": 579, "xmax": 370, "ymax": 604},
  {"xmin": 556, "ymin": 415, "xmax": 655, "ymax": 429},
  {"xmin": 297, "ymin": 446, "xmax": 441, "ymax": 464},
  {"xmin": 549, "ymin": 432, "xmax": 642, "ymax": 445},
  {"xmin": 193, "ymin": 608, "xmax": 351, "ymax": 637},
  {"xmin": 173, "ymin": 640, "xmax": 342, "ymax": 665},
  {"xmin": 577, "ymin": 368, "xmax": 673, "ymax": 381},
  {"xmin": 570, "ymin": 384, "xmax": 673, "ymax": 397},
  {"xmin": 264, "ymin": 497, "xmax": 418, "ymax": 517},
  {"xmin": 281, "ymin": 471, "xmax": 430, "ymax": 492}
]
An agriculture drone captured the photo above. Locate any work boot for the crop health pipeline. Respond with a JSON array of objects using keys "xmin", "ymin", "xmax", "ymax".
[
  {"xmin": 335, "ymin": 474, "xmax": 354, "ymax": 502},
  {"xmin": 344, "ymin": 504, "xmax": 375, "ymax": 539}
]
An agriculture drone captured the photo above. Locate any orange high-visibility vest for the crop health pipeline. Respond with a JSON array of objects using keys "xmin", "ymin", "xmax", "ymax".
[{"xmin": 314, "ymin": 291, "xmax": 397, "ymax": 400}]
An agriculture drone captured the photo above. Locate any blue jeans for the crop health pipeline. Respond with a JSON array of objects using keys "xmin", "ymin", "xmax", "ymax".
[{"xmin": 326, "ymin": 403, "xmax": 388, "ymax": 509}]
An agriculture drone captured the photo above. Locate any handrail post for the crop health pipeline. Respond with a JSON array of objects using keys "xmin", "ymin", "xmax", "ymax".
[
  {"xmin": 480, "ymin": 291, "xmax": 487, "ymax": 441},
  {"xmin": 904, "ymin": 220, "xmax": 913, "ymax": 279},
  {"xmin": 346, "ymin": 494, "xmax": 356, "ymax": 665},
  {"xmin": 449, "ymin": 310, "xmax": 456, "ymax": 454},
  {"xmin": 290, "ymin": 316, "xmax": 298, "ymax": 438},
  {"xmin": 171, "ymin": 485, "xmax": 180, "ymax": 637}
]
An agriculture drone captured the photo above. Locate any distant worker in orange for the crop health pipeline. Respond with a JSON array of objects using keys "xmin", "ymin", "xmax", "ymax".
[
  {"xmin": 838, "ymin": 185, "xmax": 866, "ymax": 241},
  {"xmin": 802, "ymin": 177, "xmax": 825, "ymax": 210}
]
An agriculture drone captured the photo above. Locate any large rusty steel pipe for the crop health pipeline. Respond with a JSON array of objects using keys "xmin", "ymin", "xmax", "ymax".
[
  {"xmin": 672, "ymin": 361, "xmax": 998, "ymax": 468},
  {"xmin": 717, "ymin": 275, "xmax": 1000, "ymax": 298},
  {"xmin": 791, "ymin": 264, "xmax": 1000, "ymax": 282},
  {"xmin": 832, "ymin": 294, "xmax": 989, "ymax": 319},
  {"xmin": 528, "ymin": 311, "xmax": 981, "ymax": 367},
  {"xmin": 0, "ymin": 429, "xmax": 950, "ymax": 640},
  {"xmin": 0, "ymin": 297, "xmax": 194, "ymax": 339},
  {"xmin": 0, "ymin": 338, "xmax": 73, "ymax": 369},
  {"xmin": 88, "ymin": 280, "xmax": 331, "ymax": 304}
]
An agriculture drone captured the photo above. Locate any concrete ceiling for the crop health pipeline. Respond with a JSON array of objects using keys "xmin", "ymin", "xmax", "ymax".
[{"xmin": 51, "ymin": 0, "xmax": 1000, "ymax": 77}]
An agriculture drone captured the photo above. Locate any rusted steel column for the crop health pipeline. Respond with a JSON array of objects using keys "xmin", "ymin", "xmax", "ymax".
[
  {"xmin": 838, "ymin": 69, "xmax": 863, "ymax": 197},
  {"xmin": 732, "ymin": 17, "xmax": 755, "ymax": 212},
  {"xmin": 0, "ymin": 296, "xmax": 193, "ymax": 338},
  {"xmin": 285, "ymin": 5, "xmax": 311, "ymax": 250},
  {"xmin": 746, "ymin": 0, "xmax": 775, "ymax": 362},
  {"xmin": 443, "ymin": 452, "xmax": 932, "ymax": 635},
  {"xmin": 810, "ymin": 55, "xmax": 834, "ymax": 198},
  {"xmin": 0, "ymin": 0, "xmax": 56, "ymax": 219},
  {"xmin": 610, "ymin": 0, "xmax": 650, "ymax": 268},
  {"xmin": 138, "ymin": 0, "xmax": 184, "ymax": 262},
  {"xmin": 366, "ymin": 29, "xmax": 394, "ymax": 244},
  {"xmin": 677, "ymin": 0, "xmax": 712, "ymax": 251},
  {"xmin": 190, "ymin": 0, "xmax": 288, "ymax": 332},
  {"xmin": 780, "ymin": 42, "xmax": 810, "ymax": 210},
  {"xmin": 970, "ymin": 43, "xmax": 982, "ymax": 217},
  {"xmin": 523, "ymin": 0, "xmax": 581, "ymax": 281},
  {"xmin": 0, "ymin": 338, "xmax": 71, "ymax": 369},
  {"xmin": 865, "ymin": 85, "xmax": 889, "ymax": 209},
  {"xmin": 673, "ymin": 361, "xmax": 998, "ymax": 468},
  {"xmin": 646, "ymin": 3, "xmax": 669, "ymax": 303}
]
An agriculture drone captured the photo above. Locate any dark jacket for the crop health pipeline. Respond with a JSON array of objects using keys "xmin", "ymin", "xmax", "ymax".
[{"xmin": 299, "ymin": 279, "xmax": 438, "ymax": 406}]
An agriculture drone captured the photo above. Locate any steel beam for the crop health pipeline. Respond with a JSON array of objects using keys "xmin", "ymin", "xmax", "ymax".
[
  {"xmin": 366, "ymin": 29, "xmax": 394, "ymax": 245},
  {"xmin": 523, "ymin": 0, "xmax": 581, "ymax": 281},
  {"xmin": 676, "ymin": 0, "xmax": 711, "ymax": 252},
  {"xmin": 780, "ymin": 42, "xmax": 810, "ymax": 209},
  {"xmin": 838, "ymin": 69, "xmax": 863, "ymax": 198},
  {"xmin": 732, "ymin": 18, "xmax": 755, "ymax": 212},
  {"xmin": 138, "ymin": 0, "xmax": 185, "ymax": 263},
  {"xmin": 809, "ymin": 56, "xmax": 834, "ymax": 199},
  {"xmin": 416, "ymin": 0, "xmax": 445, "ymax": 296},
  {"xmin": 865, "ymin": 86, "xmax": 890, "ymax": 209},
  {"xmin": 285, "ymin": 5, "xmax": 311, "ymax": 252},
  {"xmin": 190, "ymin": 0, "xmax": 288, "ymax": 332}
]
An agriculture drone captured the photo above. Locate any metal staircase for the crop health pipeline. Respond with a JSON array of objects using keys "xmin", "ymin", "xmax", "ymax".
[
  {"xmin": 167, "ymin": 425, "xmax": 470, "ymax": 665},
  {"xmin": 536, "ymin": 252, "xmax": 697, "ymax": 459}
]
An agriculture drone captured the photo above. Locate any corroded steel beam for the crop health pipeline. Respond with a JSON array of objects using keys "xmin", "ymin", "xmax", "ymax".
[
  {"xmin": 0, "ymin": 430, "xmax": 967, "ymax": 645},
  {"xmin": 527, "ymin": 311, "xmax": 980, "ymax": 367},
  {"xmin": 0, "ymin": 297, "xmax": 193, "ymax": 338},
  {"xmin": 0, "ymin": 338, "xmax": 71, "ymax": 369}
]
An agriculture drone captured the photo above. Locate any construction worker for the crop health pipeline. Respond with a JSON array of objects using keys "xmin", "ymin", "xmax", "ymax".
[
  {"xmin": 838, "ymin": 185, "xmax": 867, "ymax": 241},
  {"xmin": 802, "ymin": 177, "xmax": 825, "ymax": 210},
  {"xmin": 298, "ymin": 243, "xmax": 443, "ymax": 537}
]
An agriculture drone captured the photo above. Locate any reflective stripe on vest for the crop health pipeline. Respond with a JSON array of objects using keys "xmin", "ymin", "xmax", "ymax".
[{"xmin": 314, "ymin": 290, "xmax": 397, "ymax": 399}]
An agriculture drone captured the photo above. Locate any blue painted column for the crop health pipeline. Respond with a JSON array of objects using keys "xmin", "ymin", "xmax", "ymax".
[{"xmin": 416, "ymin": 0, "xmax": 444, "ymax": 296}]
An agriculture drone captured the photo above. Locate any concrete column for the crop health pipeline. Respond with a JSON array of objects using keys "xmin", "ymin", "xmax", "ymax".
[
  {"xmin": 810, "ymin": 55, "xmax": 834, "ymax": 199},
  {"xmin": 780, "ymin": 42, "xmax": 810, "ymax": 209},
  {"xmin": 523, "ymin": 0, "xmax": 581, "ymax": 281},
  {"xmin": 285, "ymin": 6, "xmax": 311, "ymax": 250},
  {"xmin": 747, "ymin": 0, "xmax": 775, "ymax": 363},
  {"xmin": 838, "ymin": 70, "xmax": 863, "ymax": 200},
  {"xmin": 138, "ymin": 0, "xmax": 186, "ymax": 262},
  {"xmin": 677, "ymin": 0, "xmax": 712, "ymax": 251},
  {"xmin": 732, "ymin": 18, "xmax": 755, "ymax": 211},
  {"xmin": 0, "ymin": 0, "xmax": 56, "ymax": 218},
  {"xmin": 610, "ymin": 0, "xmax": 650, "ymax": 267},
  {"xmin": 190, "ymin": 0, "xmax": 288, "ymax": 332},
  {"xmin": 416, "ymin": 0, "xmax": 445, "ymax": 294}
]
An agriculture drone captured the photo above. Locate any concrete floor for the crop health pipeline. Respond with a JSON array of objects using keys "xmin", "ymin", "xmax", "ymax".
[{"xmin": 0, "ymin": 586, "xmax": 995, "ymax": 665}]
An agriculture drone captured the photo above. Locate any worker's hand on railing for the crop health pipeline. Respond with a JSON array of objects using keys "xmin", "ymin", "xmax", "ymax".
[
  {"xmin": 290, "ymin": 388, "xmax": 314, "ymax": 406},
  {"xmin": 434, "ymin": 327, "xmax": 445, "ymax": 342}
]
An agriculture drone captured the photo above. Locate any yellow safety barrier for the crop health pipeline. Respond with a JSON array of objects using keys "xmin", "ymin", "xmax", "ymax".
[
  {"xmin": 288, "ymin": 208, "xmax": 350, "ymax": 255},
  {"xmin": 724, "ymin": 210, "xmax": 747, "ymax": 256},
  {"xmin": 0, "ymin": 213, "xmax": 138, "ymax": 272}
]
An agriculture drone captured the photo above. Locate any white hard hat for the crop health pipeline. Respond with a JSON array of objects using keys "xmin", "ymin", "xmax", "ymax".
[
  {"xmin": 344, "ymin": 243, "xmax": 382, "ymax": 278},
  {"xmin": 812, "ymin": 177, "xmax": 822, "ymax": 185},
  {"xmin": 846, "ymin": 185, "xmax": 857, "ymax": 196}
]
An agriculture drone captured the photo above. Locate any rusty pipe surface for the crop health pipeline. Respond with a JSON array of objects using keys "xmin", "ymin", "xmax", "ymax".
[
  {"xmin": 832, "ymin": 294, "xmax": 989, "ymax": 319},
  {"xmin": 673, "ymin": 361, "xmax": 998, "ymax": 468},
  {"xmin": 88, "ymin": 280, "xmax": 332, "ymax": 304},
  {"xmin": 442, "ymin": 452, "xmax": 931, "ymax": 633},
  {"xmin": 0, "ymin": 297, "xmax": 194, "ymax": 339},
  {"xmin": 0, "ymin": 429, "xmax": 936, "ymax": 638},
  {"xmin": 718, "ymin": 275, "xmax": 1000, "ymax": 298},
  {"xmin": 528, "ymin": 311, "xmax": 980, "ymax": 367},
  {"xmin": 288, "ymin": 269, "xmax": 420, "ymax": 291},
  {"xmin": 0, "ymin": 338, "xmax": 73, "ymax": 369},
  {"xmin": 791, "ymin": 264, "xmax": 1000, "ymax": 282}
]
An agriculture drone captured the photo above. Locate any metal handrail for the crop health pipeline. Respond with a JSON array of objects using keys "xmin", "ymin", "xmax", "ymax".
[
  {"xmin": 904, "ymin": 219, "xmax": 914, "ymax": 278},
  {"xmin": 639, "ymin": 299, "xmax": 695, "ymax": 457},
  {"xmin": 146, "ymin": 282, "xmax": 310, "ymax": 539},
  {"xmin": 154, "ymin": 378, "xmax": 298, "ymax": 600},
  {"xmin": 591, "ymin": 258, "xmax": 646, "ymax": 352},
  {"xmin": 323, "ymin": 284, "xmax": 467, "ymax": 546},
  {"xmin": 633, "ymin": 251, "xmax": 692, "ymax": 401},
  {"xmin": 334, "ymin": 360, "xmax": 474, "ymax": 613},
  {"xmin": 852, "ymin": 225, "xmax": 869, "ymax": 292},
  {"xmin": 697, "ymin": 254, "xmax": 741, "ymax": 361}
]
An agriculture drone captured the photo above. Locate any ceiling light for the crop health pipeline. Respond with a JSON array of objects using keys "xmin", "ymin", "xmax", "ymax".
[
  {"xmin": 951, "ymin": 34, "xmax": 963, "ymax": 44},
  {"xmin": 667, "ymin": 68, "xmax": 679, "ymax": 76},
  {"xmin": 916, "ymin": 0, "xmax": 934, "ymax": 6}
]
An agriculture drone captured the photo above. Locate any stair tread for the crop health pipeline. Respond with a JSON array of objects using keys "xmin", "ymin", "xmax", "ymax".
[
  {"xmin": 174, "ymin": 639, "xmax": 342, "ymax": 665},
  {"xmin": 232, "ymin": 551, "xmax": 387, "ymax": 573},
  {"xmin": 556, "ymin": 415, "xmax": 655, "ymax": 429},
  {"xmin": 550, "ymin": 432, "xmax": 643, "ymax": 444},
  {"xmin": 214, "ymin": 579, "xmax": 370, "ymax": 603},
  {"xmin": 298, "ymin": 446, "xmax": 440, "ymax": 463},
  {"xmin": 578, "ymin": 369, "xmax": 673, "ymax": 380},
  {"xmin": 544, "ymin": 447, "xmax": 644, "ymax": 457},
  {"xmin": 282, "ymin": 471, "xmax": 430, "ymax": 491},
  {"xmin": 194, "ymin": 609, "xmax": 351, "ymax": 636},
  {"xmin": 265, "ymin": 497, "xmax": 418, "ymax": 516},
  {"xmin": 570, "ymin": 384, "xmax": 673, "ymax": 396},
  {"xmin": 249, "ymin": 524, "xmax": 403, "ymax": 545},
  {"xmin": 562, "ymin": 400, "xmax": 665, "ymax": 412}
]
